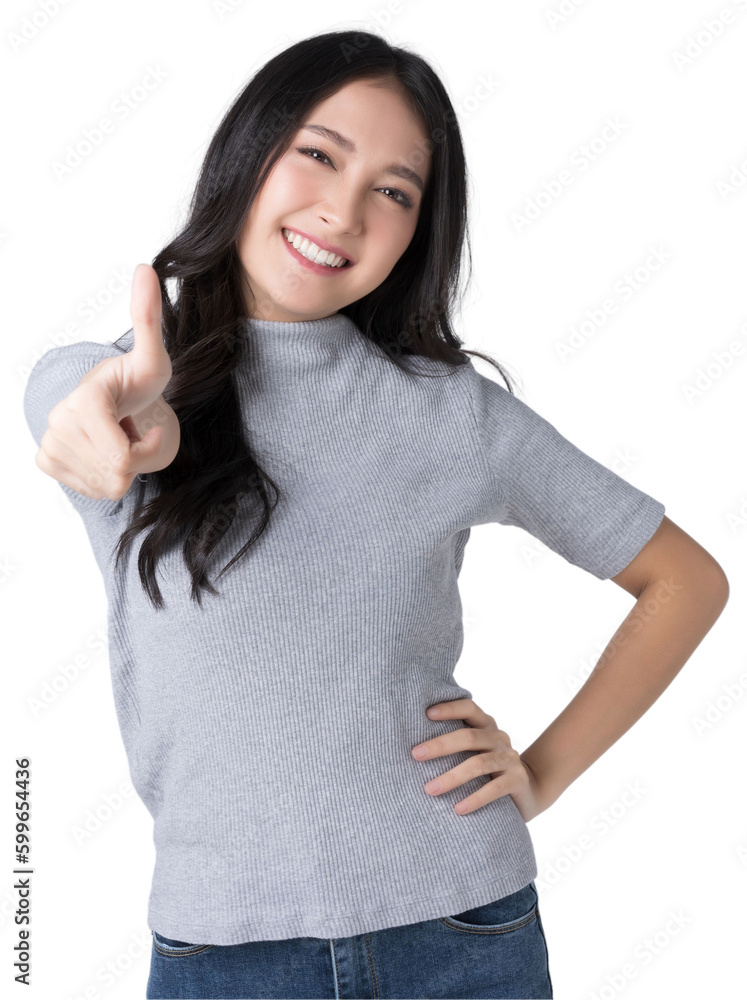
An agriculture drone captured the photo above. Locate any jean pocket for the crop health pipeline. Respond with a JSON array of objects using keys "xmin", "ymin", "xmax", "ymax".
[
  {"xmin": 152, "ymin": 930, "xmax": 215, "ymax": 956},
  {"xmin": 439, "ymin": 880, "xmax": 538, "ymax": 934}
]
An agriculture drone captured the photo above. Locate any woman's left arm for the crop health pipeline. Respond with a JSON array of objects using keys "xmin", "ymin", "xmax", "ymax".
[
  {"xmin": 412, "ymin": 516, "xmax": 730, "ymax": 820},
  {"xmin": 518, "ymin": 515, "xmax": 729, "ymax": 817}
]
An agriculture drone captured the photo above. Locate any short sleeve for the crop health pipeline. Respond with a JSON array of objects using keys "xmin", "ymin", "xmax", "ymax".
[
  {"xmin": 463, "ymin": 362, "xmax": 666, "ymax": 580},
  {"xmin": 22, "ymin": 336, "xmax": 137, "ymax": 518}
]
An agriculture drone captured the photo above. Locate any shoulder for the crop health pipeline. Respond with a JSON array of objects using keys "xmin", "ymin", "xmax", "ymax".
[{"xmin": 456, "ymin": 357, "xmax": 538, "ymax": 429}]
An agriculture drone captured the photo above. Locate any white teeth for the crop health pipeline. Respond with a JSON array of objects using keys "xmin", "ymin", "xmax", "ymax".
[{"xmin": 283, "ymin": 228, "xmax": 348, "ymax": 267}]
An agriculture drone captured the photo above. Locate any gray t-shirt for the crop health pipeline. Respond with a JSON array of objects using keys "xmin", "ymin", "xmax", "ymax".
[{"xmin": 22, "ymin": 311, "xmax": 665, "ymax": 945}]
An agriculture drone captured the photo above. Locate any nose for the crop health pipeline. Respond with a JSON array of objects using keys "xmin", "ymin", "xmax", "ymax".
[{"xmin": 316, "ymin": 184, "xmax": 363, "ymax": 238}]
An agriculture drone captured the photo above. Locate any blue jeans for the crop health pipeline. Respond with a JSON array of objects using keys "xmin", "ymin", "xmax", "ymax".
[{"xmin": 146, "ymin": 879, "xmax": 553, "ymax": 999}]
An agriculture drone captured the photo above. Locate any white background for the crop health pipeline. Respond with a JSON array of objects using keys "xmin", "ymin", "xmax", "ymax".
[{"xmin": 3, "ymin": 1, "xmax": 745, "ymax": 997}]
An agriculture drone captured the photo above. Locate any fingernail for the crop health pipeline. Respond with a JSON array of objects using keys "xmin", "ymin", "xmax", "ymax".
[
  {"xmin": 426, "ymin": 708, "xmax": 439, "ymax": 718},
  {"xmin": 412, "ymin": 746, "xmax": 428, "ymax": 758},
  {"xmin": 426, "ymin": 780, "xmax": 441, "ymax": 793}
]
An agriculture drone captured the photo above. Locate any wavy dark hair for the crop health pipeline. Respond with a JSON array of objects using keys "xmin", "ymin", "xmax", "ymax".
[{"xmin": 111, "ymin": 29, "xmax": 516, "ymax": 611}]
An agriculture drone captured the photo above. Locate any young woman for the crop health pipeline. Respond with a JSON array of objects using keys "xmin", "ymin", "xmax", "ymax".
[{"xmin": 23, "ymin": 30, "xmax": 728, "ymax": 1000}]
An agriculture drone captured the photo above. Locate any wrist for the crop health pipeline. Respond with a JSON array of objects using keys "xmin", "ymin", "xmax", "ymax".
[{"xmin": 520, "ymin": 752, "xmax": 562, "ymax": 814}]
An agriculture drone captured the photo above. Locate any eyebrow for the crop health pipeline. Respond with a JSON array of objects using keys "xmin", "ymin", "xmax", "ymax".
[{"xmin": 300, "ymin": 123, "xmax": 425, "ymax": 194}]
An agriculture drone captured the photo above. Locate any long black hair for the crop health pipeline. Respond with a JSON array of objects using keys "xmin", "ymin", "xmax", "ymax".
[{"xmin": 112, "ymin": 29, "xmax": 516, "ymax": 610}]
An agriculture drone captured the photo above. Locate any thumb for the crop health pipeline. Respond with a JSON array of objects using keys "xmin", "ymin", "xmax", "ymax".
[
  {"xmin": 129, "ymin": 262, "xmax": 171, "ymax": 373},
  {"xmin": 114, "ymin": 263, "xmax": 173, "ymax": 419}
]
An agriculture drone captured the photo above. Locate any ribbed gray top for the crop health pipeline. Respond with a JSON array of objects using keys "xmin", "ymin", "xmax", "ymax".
[{"xmin": 23, "ymin": 311, "xmax": 665, "ymax": 945}]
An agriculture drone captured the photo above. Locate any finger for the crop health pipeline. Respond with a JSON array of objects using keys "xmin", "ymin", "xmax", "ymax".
[
  {"xmin": 47, "ymin": 392, "xmax": 137, "ymax": 484},
  {"xmin": 412, "ymin": 726, "xmax": 486, "ymax": 761},
  {"xmin": 122, "ymin": 397, "xmax": 173, "ymax": 457},
  {"xmin": 427, "ymin": 698, "xmax": 493, "ymax": 727},
  {"xmin": 50, "ymin": 390, "xmax": 166, "ymax": 484},
  {"xmin": 44, "ymin": 396, "xmax": 167, "ymax": 491},
  {"xmin": 73, "ymin": 421, "xmax": 164, "ymax": 481},
  {"xmin": 426, "ymin": 698, "xmax": 473, "ymax": 718},
  {"xmin": 128, "ymin": 423, "xmax": 165, "ymax": 467},
  {"xmin": 422, "ymin": 751, "xmax": 506, "ymax": 798},
  {"xmin": 39, "ymin": 436, "xmax": 133, "ymax": 499},
  {"xmin": 84, "ymin": 377, "xmax": 167, "ymax": 470},
  {"xmin": 452, "ymin": 773, "xmax": 515, "ymax": 816}
]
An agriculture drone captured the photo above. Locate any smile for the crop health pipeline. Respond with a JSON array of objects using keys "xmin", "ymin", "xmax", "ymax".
[{"xmin": 281, "ymin": 228, "xmax": 353, "ymax": 271}]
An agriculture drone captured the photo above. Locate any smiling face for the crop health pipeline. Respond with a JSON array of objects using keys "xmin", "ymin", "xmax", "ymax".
[{"xmin": 237, "ymin": 76, "xmax": 432, "ymax": 322}]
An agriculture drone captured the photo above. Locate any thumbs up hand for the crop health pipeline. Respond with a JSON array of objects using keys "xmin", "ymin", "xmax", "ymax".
[{"xmin": 36, "ymin": 263, "xmax": 181, "ymax": 501}]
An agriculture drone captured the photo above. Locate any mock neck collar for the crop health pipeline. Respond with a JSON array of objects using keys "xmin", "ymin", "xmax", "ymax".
[{"xmin": 243, "ymin": 311, "xmax": 361, "ymax": 347}]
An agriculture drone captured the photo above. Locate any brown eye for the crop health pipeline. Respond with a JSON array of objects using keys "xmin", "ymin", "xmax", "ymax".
[
  {"xmin": 379, "ymin": 186, "xmax": 413, "ymax": 208},
  {"xmin": 296, "ymin": 145, "xmax": 333, "ymax": 166}
]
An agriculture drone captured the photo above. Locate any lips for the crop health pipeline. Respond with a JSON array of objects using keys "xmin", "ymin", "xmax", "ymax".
[{"xmin": 281, "ymin": 227, "xmax": 355, "ymax": 267}]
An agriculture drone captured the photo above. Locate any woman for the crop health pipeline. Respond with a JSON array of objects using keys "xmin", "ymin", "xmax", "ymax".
[{"xmin": 23, "ymin": 30, "xmax": 728, "ymax": 1000}]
